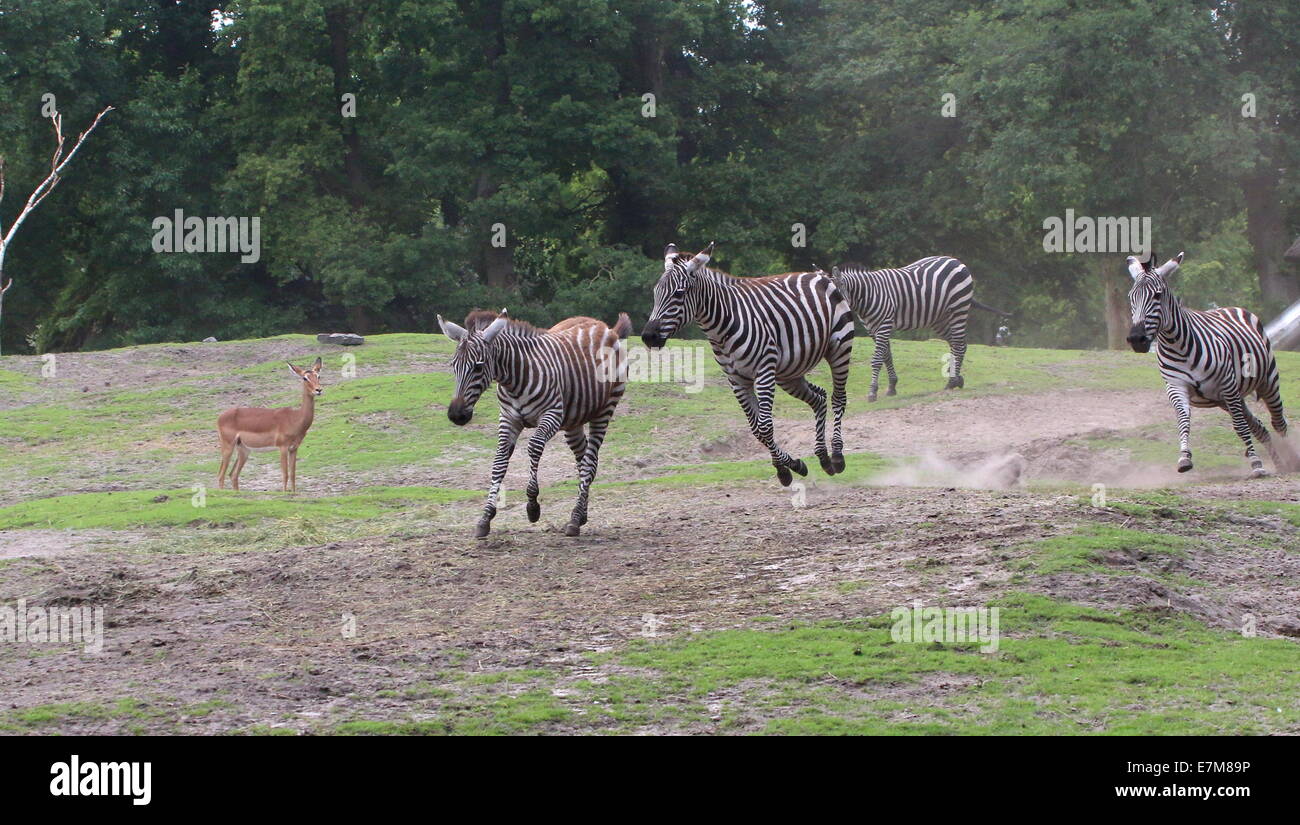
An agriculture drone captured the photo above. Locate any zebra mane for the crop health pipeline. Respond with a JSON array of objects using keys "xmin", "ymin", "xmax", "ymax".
[{"xmin": 463, "ymin": 309, "xmax": 545, "ymax": 338}]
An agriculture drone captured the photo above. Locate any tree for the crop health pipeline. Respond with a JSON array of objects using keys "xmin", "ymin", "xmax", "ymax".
[{"xmin": 0, "ymin": 106, "xmax": 112, "ymax": 354}]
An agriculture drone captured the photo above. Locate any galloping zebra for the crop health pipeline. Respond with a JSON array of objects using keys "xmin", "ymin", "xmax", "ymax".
[
  {"xmin": 831, "ymin": 256, "xmax": 1009, "ymax": 401},
  {"xmin": 1126, "ymin": 252, "xmax": 1297, "ymax": 477},
  {"xmin": 641, "ymin": 243, "xmax": 855, "ymax": 486},
  {"xmin": 438, "ymin": 308, "xmax": 631, "ymax": 537}
]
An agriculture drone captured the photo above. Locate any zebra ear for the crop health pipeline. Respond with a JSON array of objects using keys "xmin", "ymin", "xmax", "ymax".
[
  {"xmin": 1125, "ymin": 257, "xmax": 1146, "ymax": 281},
  {"xmin": 479, "ymin": 316, "xmax": 509, "ymax": 346},
  {"xmin": 664, "ymin": 243, "xmax": 678, "ymax": 269},
  {"xmin": 438, "ymin": 314, "xmax": 468, "ymax": 342},
  {"xmin": 832, "ymin": 266, "xmax": 840, "ymax": 278},
  {"xmin": 500, "ymin": 307, "xmax": 509, "ymax": 318},
  {"xmin": 1155, "ymin": 252, "xmax": 1184, "ymax": 278},
  {"xmin": 687, "ymin": 242, "xmax": 713, "ymax": 273}
]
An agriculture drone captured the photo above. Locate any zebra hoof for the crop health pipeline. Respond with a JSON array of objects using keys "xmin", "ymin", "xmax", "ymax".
[
  {"xmin": 526, "ymin": 500, "xmax": 541, "ymax": 522},
  {"xmin": 831, "ymin": 452, "xmax": 846, "ymax": 473},
  {"xmin": 790, "ymin": 458, "xmax": 808, "ymax": 477},
  {"xmin": 1177, "ymin": 458, "xmax": 1193, "ymax": 473},
  {"xmin": 777, "ymin": 466, "xmax": 793, "ymax": 487},
  {"xmin": 867, "ymin": 393, "xmax": 878, "ymax": 403},
  {"xmin": 886, "ymin": 387, "xmax": 897, "ymax": 397},
  {"xmin": 474, "ymin": 521, "xmax": 491, "ymax": 538},
  {"xmin": 818, "ymin": 453, "xmax": 836, "ymax": 475},
  {"xmin": 945, "ymin": 376, "xmax": 964, "ymax": 390},
  {"xmin": 564, "ymin": 522, "xmax": 581, "ymax": 537},
  {"xmin": 1250, "ymin": 466, "xmax": 1268, "ymax": 479}
]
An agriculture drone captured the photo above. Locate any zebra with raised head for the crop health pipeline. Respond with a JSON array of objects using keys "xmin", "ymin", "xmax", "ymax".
[
  {"xmin": 1126, "ymin": 251, "xmax": 1297, "ymax": 477},
  {"xmin": 438, "ymin": 308, "xmax": 632, "ymax": 537},
  {"xmin": 641, "ymin": 243, "xmax": 855, "ymax": 486},
  {"xmin": 830, "ymin": 255, "xmax": 1009, "ymax": 401}
]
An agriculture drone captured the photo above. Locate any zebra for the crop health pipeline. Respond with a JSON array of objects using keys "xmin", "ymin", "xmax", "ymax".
[
  {"xmin": 437, "ymin": 308, "xmax": 632, "ymax": 537},
  {"xmin": 641, "ymin": 242, "xmax": 855, "ymax": 486},
  {"xmin": 830, "ymin": 256, "xmax": 1009, "ymax": 401},
  {"xmin": 1126, "ymin": 251, "xmax": 1297, "ymax": 477}
]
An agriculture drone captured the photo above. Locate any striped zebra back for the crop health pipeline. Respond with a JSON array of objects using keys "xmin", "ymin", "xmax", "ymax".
[
  {"xmin": 491, "ymin": 314, "xmax": 630, "ymax": 426},
  {"xmin": 833, "ymin": 256, "xmax": 973, "ymax": 331}
]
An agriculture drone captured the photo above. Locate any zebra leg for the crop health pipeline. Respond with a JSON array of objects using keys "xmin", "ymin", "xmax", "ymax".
[
  {"xmin": 883, "ymin": 345, "xmax": 899, "ymax": 396},
  {"xmin": 1168, "ymin": 387, "xmax": 1194, "ymax": 472},
  {"xmin": 1223, "ymin": 394, "xmax": 1267, "ymax": 477},
  {"xmin": 868, "ymin": 324, "xmax": 892, "ymax": 402},
  {"xmin": 525, "ymin": 409, "xmax": 565, "ymax": 523},
  {"xmin": 944, "ymin": 322, "xmax": 968, "ymax": 390},
  {"xmin": 564, "ymin": 426, "xmax": 588, "ymax": 470},
  {"xmin": 565, "ymin": 413, "xmax": 613, "ymax": 537},
  {"xmin": 476, "ymin": 418, "xmax": 523, "ymax": 537},
  {"xmin": 780, "ymin": 377, "xmax": 833, "ymax": 474},
  {"xmin": 754, "ymin": 368, "xmax": 806, "ymax": 485},
  {"xmin": 828, "ymin": 335, "xmax": 851, "ymax": 473}
]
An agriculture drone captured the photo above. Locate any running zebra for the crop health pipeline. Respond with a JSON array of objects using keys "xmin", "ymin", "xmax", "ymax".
[
  {"xmin": 641, "ymin": 243, "xmax": 855, "ymax": 486},
  {"xmin": 1126, "ymin": 252, "xmax": 1297, "ymax": 477},
  {"xmin": 438, "ymin": 308, "xmax": 631, "ymax": 537},
  {"xmin": 831, "ymin": 256, "xmax": 1009, "ymax": 401}
]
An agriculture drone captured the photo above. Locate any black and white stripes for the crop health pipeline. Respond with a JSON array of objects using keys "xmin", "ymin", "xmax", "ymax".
[
  {"xmin": 831, "ymin": 256, "xmax": 989, "ymax": 401},
  {"xmin": 641, "ymin": 243, "xmax": 855, "ymax": 486},
  {"xmin": 438, "ymin": 309, "xmax": 632, "ymax": 536},
  {"xmin": 1126, "ymin": 252, "xmax": 1295, "ymax": 477}
]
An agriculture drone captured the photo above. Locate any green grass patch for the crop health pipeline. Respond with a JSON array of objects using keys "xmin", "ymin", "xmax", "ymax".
[
  {"xmin": 590, "ymin": 593, "xmax": 1298, "ymax": 735},
  {"xmin": 0, "ymin": 486, "xmax": 478, "ymax": 530}
]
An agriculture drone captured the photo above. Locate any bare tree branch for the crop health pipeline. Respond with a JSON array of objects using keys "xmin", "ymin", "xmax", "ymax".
[{"xmin": 0, "ymin": 105, "xmax": 113, "ymax": 355}]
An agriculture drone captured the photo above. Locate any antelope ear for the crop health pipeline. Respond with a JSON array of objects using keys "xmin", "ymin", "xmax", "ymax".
[
  {"xmin": 480, "ymin": 316, "xmax": 509, "ymax": 346},
  {"xmin": 686, "ymin": 242, "xmax": 714, "ymax": 273},
  {"xmin": 438, "ymin": 314, "xmax": 467, "ymax": 342},
  {"xmin": 312, "ymin": 357, "xmax": 323, "ymax": 373},
  {"xmin": 1155, "ymin": 252, "xmax": 1184, "ymax": 278},
  {"xmin": 664, "ymin": 243, "xmax": 678, "ymax": 269},
  {"xmin": 287, "ymin": 362, "xmax": 304, "ymax": 378},
  {"xmin": 1125, "ymin": 256, "xmax": 1146, "ymax": 281}
]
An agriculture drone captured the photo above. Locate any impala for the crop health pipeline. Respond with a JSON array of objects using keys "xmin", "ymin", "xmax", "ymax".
[{"xmin": 217, "ymin": 358, "xmax": 323, "ymax": 492}]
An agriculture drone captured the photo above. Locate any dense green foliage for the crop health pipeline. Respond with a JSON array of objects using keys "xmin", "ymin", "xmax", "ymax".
[{"xmin": 0, "ymin": 0, "xmax": 1296, "ymax": 353}]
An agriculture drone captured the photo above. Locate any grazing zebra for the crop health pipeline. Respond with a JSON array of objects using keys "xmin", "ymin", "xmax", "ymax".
[
  {"xmin": 641, "ymin": 243, "xmax": 855, "ymax": 486},
  {"xmin": 830, "ymin": 256, "xmax": 1009, "ymax": 401},
  {"xmin": 438, "ymin": 308, "xmax": 631, "ymax": 537},
  {"xmin": 1127, "ymin": 252, "xmax": 1297, "ymax": 477}
]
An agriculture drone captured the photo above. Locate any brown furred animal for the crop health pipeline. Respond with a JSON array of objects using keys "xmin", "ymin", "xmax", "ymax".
[{"xmin": 217, "ymin": 358, "xmax": 323, "ymax": 492}]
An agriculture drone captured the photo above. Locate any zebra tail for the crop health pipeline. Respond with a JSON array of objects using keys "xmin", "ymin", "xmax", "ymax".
[
  {"xmin": 972, "ymin": 298, "xmax": 1012, "ymax": 317},
  {"xmin": 613, "ymin": 312, "xmax": 633, "ymax": 340}
]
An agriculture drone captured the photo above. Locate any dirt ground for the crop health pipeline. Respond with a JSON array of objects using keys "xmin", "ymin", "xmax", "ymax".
[{"xmin": 2, "ymin": 386, "xmax": 1298, "ymax": 733}]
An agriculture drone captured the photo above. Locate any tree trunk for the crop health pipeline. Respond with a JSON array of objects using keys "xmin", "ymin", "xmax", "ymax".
[
  {"xmin": 1100, "ymin": 256, "xmax": 1129, "ymax": 349},
  {"xmin": 325, "ymin": 6, "xmax": 367, "ymax": 208},
  {"xmin": 1243, "ymin": 168, "xmax": 1299, "ymax": 311},
  {"xmin": 474, "ymin": 172, "xmax": 514, "ymax": 289}
]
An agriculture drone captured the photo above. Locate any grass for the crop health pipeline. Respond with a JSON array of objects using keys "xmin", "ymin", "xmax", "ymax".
[
  {"xmin": 0, "ymin": 486, "xmax": 479, "ymax": 530},
  {"xmin": 1012, "ymin": 525, "xmax": 1191, "ymax": 576},
  {"xmin": 327, "ymin": 593, "xmax": 1298, "ymax": 735}
]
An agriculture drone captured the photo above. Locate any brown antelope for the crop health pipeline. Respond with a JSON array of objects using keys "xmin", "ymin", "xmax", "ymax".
[{"xmin": 217, "ymin": 358, "xmax": 323, "ymax": 492}]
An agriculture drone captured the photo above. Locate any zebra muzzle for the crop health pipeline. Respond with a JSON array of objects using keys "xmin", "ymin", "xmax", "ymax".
[
  {"xmin": 640, "ymin": 321, "xmax": 668, "ymax": 349},
  {"xmin": 1126, "ymin": 326, "xmax": 1152, "ymax": 353},
  {"xmin": 448, "ymin": 399, "xmax": 473, "ymax": 426}
]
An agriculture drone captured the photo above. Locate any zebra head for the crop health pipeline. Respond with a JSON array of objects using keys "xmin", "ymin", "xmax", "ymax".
[
  {"xmin": 1125, "ymin": 252, "xmax": 1184, "ymax": 353},
  {"xmin": 438, "ymin": 309, "xmax": 510, "ymax": 425},
  {"xmin": 641, "ymin": 242, "xmax": 714, "ymax": 348}
]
